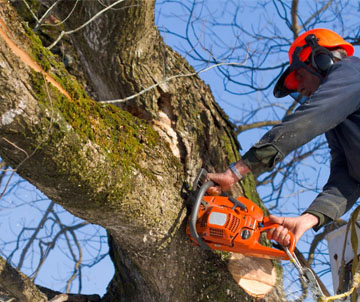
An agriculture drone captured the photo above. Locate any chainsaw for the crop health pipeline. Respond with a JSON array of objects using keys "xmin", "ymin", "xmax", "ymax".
[
  {"xmin": 186, "ymin": 169, "xmax": 327, "ymax": 299},
  {"xmin": 186, "ymin": 169, "xmax": 327, "ymax": 300},
  {"xmin": 186, "ymin": 168, "xmax": 295, "ymax": 261}
]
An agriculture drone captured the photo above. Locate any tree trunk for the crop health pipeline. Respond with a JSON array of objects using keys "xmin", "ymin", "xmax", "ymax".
[{"xmin": 0, "ymin": 1, "xmax": 284, "ymax": 301}]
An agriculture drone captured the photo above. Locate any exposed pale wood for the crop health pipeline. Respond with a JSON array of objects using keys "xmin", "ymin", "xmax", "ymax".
[
  {"xmin": 0, "ymin": 15, "xmax": 71, "ymax": 100},
  {"xmin": 228, "ymin": 253, "xmax": 277, "ymax": 298}
]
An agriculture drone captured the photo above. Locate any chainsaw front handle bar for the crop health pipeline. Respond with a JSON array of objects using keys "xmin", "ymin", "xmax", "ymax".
[
  {"xmin": 189, "ymin": 181, "xmax": 214, "ymax": 250},
  {"xmin": 261, "ymin": 217, "xmax": 296, "ymax": 258}
]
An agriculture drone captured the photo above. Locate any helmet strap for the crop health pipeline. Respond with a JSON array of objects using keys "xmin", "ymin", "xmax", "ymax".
[{"xmin": 303, "ymin": 34, "xmax": 334, "ymax": 74}]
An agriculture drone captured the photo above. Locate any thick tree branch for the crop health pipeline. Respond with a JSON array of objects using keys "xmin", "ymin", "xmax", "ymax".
[{"xmin": 0, "ymin": 256, "xmax": 47, "ymax": 302}]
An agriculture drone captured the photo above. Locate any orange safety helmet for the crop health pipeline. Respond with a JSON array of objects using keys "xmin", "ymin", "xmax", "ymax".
[{"xmin": 274, "ymin": 28, "xmax": 354, "ymax": 98}]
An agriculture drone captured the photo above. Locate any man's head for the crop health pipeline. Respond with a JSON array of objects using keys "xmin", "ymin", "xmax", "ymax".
[
  {"xmin": 294, "ymin": 66, "xmax": 322, "ymax": 97},
  {"xmin": 273, "ymin": 29, "xmax": 354, "ymax": 99}
]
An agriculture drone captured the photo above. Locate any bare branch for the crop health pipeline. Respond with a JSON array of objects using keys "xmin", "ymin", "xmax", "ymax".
[
  {"xmin": 302, "ymin": 0, "xmax": 333, "ymax": 30},
  {"xmin": 16, "ymin": 202, "xmax": 55, "ymax": 270},
  {"xmin": 34, "ymin": 0, "xmax": 61, "ymax": 32},
  {"xmin": 38, "ymin": 285, "xmax": 101, "ymax": 301},
  {"xmin": 1, "ymin": 137, "xmax": 29, "ymax": 157},
  {"xmin": 285, "ymin": 100, "xmax": 298, "ymax": 116},
  {"xmin": 21, "ymin": 0, "xmax": 39, "ymax": 22},
  {"xmin": 65, "ymin": 229, "xmax": 82, "ymax": 294},
  {"xmin": 49, "ymin": 294, "xmax": 68, "ymax": 302},
  {"xmin": 291, "ymin": 0, "xmax": 300, "ymax": 38},
  {"xmin": 235, "ymin": 120, "xmax": 280, "ymax": 135},
  {"xmin": 308, "ymin": 219, "xmax": 347, "ymax": 265},
  {"xmin": 0, "ymin": 161, "xmax": 9, "ymax": 188},
  {"xmin": 99, "ymin": 61, "xmax": 248, "ymax": 104}
]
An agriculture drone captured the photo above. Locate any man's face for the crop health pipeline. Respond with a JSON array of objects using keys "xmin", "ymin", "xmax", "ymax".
[{"xmin": 294, "ymin": 66, "xmax": 321, "ymax": 97}]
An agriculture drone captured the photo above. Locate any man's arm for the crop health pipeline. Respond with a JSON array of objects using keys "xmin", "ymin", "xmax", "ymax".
[
  {"xmin": 268, "ymin": 132, "xmax": 360, "ymax": 246},
  {"xmin": 303, "ymin": 132, "xmax": 360, "ymax": 229},
  {"xmin": 208, "ymin": 60, "xmax": 360, "ymax": 194}
]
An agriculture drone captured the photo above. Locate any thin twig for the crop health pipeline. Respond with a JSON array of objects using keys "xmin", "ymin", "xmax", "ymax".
[
  {"xmin": 99, "ymin": 61, "xmax": 248, "ymax": 105},
  {"xmin": 17, "ymin": 202, "xmax": 55, "ymax": 270},
  {"xmin": 302, "ymin": 0, "xmax": 333, "ymax": 30},
  {"xmin": 41, "ymin": 0, "xmax": 80, "ymax": 28},
  {"xmin": 65, "ymin": 229, "xmax": 82, "ymax": 294},
  {"xmin": 21, "ymin": 0, "xmax": 39, "ymax": 22},
  {"xmin": 34, "ymin": 0, "xmax": 61, "ymax": 32},
  {"xmin": 1, "ymin": 137, "xmax": 29, "ymax": 157},
  {"xmin": 47, "ymin": 0, "xmax": 126, "ymax": 50}
]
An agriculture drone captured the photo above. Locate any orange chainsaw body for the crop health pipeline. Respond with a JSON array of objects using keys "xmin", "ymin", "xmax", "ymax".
[{"xmin": 186, "ymin": 193, "xmax": 295, "ymax": 261}]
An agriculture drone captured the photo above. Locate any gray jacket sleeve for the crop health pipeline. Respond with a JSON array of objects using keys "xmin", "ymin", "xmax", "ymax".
[
  {"xmin": 305, "ymin": 131, "xmax": 360, "ymax": 228},
  {"xmin": 248, "ymin": 58, "xmax": 360, "ymax": 164}
]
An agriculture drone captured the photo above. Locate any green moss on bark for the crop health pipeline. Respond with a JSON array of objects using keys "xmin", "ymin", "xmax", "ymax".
[
  {"xmin": 20, "ymin": 23, "xmax": 154, "ymax": 171},
  {"xmin": 25, "ymin": 63, "xmax": 182, "ymax": 232},
  {"xmin": 29, "ymin": 69, "xmax": 162, "ymax": 195},
  {"xmin": 220, "ymin": 132, "xmax": 240, "ymax": 164},
  {"xmin": 14, "ymin": 21, "xmax": 179, "ymax": 220}
]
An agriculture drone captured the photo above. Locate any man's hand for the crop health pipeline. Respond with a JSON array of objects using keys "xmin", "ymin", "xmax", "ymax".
[
  {"xmin": 266, "ymin": 213, "xmax": 319, "ymax": 246},
  {"xmin": 206, "ymin": 169, "xmax": 238, "ymax": 195},
  {"xmin": 206, "ymin": 160, "xmax": 250, "ymax": 195}
]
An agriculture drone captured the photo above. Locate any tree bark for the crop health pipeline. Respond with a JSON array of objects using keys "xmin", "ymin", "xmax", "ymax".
[
  {"xmin": 0, "ymin": 1, "xmax": 284, "ymax": 301},
  {"xmin": 0, "ymin": 255, "xmax": 47, "ymax": 302}
]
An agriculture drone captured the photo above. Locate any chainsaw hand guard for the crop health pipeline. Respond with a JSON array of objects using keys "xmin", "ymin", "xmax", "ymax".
[
  {"xmin": 188, "ymin": 180, "xmax": 214, "ymax": 250},
  {"xmin": 186, "ymin": 171, "xmax": 295, "ymax": 261}
]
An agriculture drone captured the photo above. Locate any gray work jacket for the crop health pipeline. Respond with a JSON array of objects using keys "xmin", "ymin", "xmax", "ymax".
[{"xmin": 242, "ymin": 56, "xmax": 360, "ymax": 229}]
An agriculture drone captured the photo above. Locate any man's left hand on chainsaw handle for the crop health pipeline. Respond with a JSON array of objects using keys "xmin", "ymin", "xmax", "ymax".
[{"xmin": 206, "ymin": 160, "xmax": 250, "ymax": 195}]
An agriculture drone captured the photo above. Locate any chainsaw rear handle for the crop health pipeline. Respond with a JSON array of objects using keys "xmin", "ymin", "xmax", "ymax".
[{"xmin": 189, "ymin": 181, "xmax": 214, "ymax": 250}]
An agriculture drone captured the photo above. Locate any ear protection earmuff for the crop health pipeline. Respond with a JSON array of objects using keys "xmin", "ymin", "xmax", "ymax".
[{"xmin": 305, "ymin": 34, "xmax": 334, "ymax": 74}]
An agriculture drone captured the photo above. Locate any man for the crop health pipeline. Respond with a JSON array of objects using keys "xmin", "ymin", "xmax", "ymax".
[{"xmin": 207, "ymin": 28, "xmax": 360, "ymax": 247}]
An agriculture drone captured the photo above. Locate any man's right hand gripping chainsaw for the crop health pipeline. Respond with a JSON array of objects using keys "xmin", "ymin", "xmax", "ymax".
[{"xmin": 186, "ymin": 168, "xmax": 326, "ymax": 301}]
